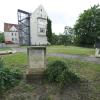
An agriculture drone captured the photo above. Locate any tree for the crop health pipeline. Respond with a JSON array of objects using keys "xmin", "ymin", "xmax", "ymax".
[
  {"xmin": 0, "ymin": 33, "xmax": 4, "ymax": 43},
  {"xmin": 46, "ymin": 17, "xmax": 52, "ymax": 44},
  {"xmin": 51, "ymin": 33, "xmax": 59, "ymax": 45},
  {"xmin": 51, "ymin": 33, "xmax": 73, "ymax": 45},
  {"xmin": 74, "ymin": 5, "xmax": 100, "ymax": 46},
  {"xmin": 64, "ymin": 26, "xmax": 75, "ymax": 44}
]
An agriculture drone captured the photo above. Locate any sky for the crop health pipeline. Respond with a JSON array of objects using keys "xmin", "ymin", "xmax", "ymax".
[{"xmin": 0, "ymin": 0, "xmax": 100, "ymax": 34}]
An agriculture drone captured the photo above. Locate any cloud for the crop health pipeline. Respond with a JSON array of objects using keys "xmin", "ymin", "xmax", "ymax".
[{"xmin": 0, "ymin": 0, "xmax": 100, "ymax": 33}]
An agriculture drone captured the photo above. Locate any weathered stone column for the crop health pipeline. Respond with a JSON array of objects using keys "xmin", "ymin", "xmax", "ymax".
[{"xmin": 27, "ymin": 46, "xmax": 46, "ymax": 74}]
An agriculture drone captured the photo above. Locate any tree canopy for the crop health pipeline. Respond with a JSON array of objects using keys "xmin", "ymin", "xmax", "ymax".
[
  {"xmin": 46, "ymin": 17, "xmax": 52, "ymax": 44},
  {"xmin": 74, "ymin": 5, "xmax": 100, "ymax": 46},
  {"xmin": 0, "ymin": 33, "xmax": 4, "ymax": 43}
]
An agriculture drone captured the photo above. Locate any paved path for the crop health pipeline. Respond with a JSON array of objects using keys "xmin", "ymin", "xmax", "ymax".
[
  {"xmin": 12, "ymin": 47, "xmax": 100, "ymax": 64},
  {"xmin": 48, "ymin": 53, "xmax": 100, "ymax": 64},
  {"xmin": 12, "ymin": 47, "xmax": 27, "ymax": 53}
]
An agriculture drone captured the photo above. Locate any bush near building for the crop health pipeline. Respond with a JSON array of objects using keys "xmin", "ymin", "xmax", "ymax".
[{"xmin": 45, "ymin": 60, "xmax": 80, "ymax": 86}]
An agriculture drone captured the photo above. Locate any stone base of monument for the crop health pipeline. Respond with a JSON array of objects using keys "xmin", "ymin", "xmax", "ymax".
[
  {"xmin": 26, "ymin": 46, "xmax": 46, "ymax": 82},
  {"xmin": 95, "ymin": 48, "xmax": 100, "ymax": 57},
  {"xmin": 26, "ymin": 73, "xmax": 45, "ymax": 83}
]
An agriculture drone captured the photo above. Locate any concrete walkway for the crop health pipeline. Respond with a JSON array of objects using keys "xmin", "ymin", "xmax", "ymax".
[{"xmin": 48, "ymin": 53, "xmax": 100, "ymax": 64}]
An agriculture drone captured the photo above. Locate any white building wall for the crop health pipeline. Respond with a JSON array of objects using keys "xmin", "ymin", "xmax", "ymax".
[
  {"xmin": 30, "ymin": 5, "xmax": 48, "ymax": 45},
  {"xmin": 4, "ymin": 31, "xmax": 19, "ymax": 44},
  {"xmin": 4, "ymin": 25, "xmax": 19, "ymax": 44},
  {"xmin": 4, "ymin": 32, "xmax": 11, "ymax": 42}
]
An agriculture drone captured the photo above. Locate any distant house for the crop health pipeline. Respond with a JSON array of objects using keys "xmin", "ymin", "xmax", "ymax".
[{"xmin": 4, "ymin": 23, "xmax": 19, "ymax": 44}]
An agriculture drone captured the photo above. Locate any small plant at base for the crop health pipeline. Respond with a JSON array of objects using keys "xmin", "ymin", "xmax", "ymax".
[
  {"xmin": 45, "ymin": 60, "xmax": 80, "ymax": 86},
  {"xmin": 0, "ymin": 57, "xmax": 22, "ymax": 95}
]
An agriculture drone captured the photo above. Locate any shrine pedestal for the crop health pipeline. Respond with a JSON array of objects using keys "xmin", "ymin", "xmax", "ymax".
[{"xmin": 27, "ymin": 46, "xmax": 46, "ymax": 74}]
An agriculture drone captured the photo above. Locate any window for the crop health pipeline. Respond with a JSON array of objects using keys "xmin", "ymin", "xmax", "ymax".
[
  {"xmin": 41, "ymin": 14, "xmax": 42, "ymax": 17},
  {"xmin": 37, "ymin": 18, "xmax": 46, "ymax": 25},
  {"xmin": 40, "ymin": 28, "xmax": 45, "ymax": 33},
  {"xmin": 41, "ymin": 9, "xmax": 42, "ymax": 12},
  {"xmin": 12, "ymin": 38, "xmax": 14, "ymax": 41},
  {"xmin": 15, "ymin": 33, "xmax": 16, "ymax": 36},
  {"xmin": 15, "ymin": 38, "xmax": 17, "ymax": 42},
  {"xmin": 12, "ymin": 33, "xmax": 13, "ymax": 36}
]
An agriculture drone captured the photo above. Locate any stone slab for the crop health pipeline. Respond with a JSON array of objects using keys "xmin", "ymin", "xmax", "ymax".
[{"xmin": 27, "ymin": 46, "xmax": 46, "ymax": 74}]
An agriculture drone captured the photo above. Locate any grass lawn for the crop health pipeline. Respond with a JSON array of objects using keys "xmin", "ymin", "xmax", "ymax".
[
  {"xmin": 47, "ymin": 45, "xmax": 95, "ymax": 56},
  {"xmin": 48, "ymin": 57, "xmax": 100, "ymax": 93},
  {"xmin": 2, "ymin": 53, "xmax": 27, "ymax": 73},
  {"xmin": 1, "ymin": 53, "xmax": 100, "ymax": 99},
  {"xmin": 2, "ymin": 53, "xmax": 99, "ymax": 80},
  {"xmin": 0, "ymin": 47, "xmax": 11, "ymax": 51},
  {"xmin": 48, "ymin": 57, "xmax": 100, "ymax": 80},
  {"xmin": 0, "ymin": 45, "xmax": 95, "ymax": 56}
]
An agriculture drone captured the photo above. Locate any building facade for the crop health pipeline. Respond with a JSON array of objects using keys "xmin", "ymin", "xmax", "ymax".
[
  {"xmin": 18, "ymin": 5, "xmax": 48, "ymax": 45},
  {"xmin": 30, "ymin": 5, "xmax": 48, "ymax": 45},
  {"xmin": 4, "ymin": 23, "xmax": 19, "ymax": 44}
]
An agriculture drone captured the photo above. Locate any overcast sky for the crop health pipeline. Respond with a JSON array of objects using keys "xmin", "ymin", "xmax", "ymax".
[{"xmin": 0, "ymin": 0, "xmax": 100, "ymax": 34}]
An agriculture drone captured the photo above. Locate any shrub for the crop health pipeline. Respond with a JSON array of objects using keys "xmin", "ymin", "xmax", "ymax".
[
  {"xmin": 45, "ymin": 60, "xmax": 80, "ymax": 86},
  {"xmin": 0, "ymin": 57, "xmax": 4, "ymax": 68},
  {"xmin": 0, "ymin": 57, "xmax": 22, "ymax": 94}
]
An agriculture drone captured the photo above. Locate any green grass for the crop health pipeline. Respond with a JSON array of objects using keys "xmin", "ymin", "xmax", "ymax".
[
  {"xmin": 0, "ymin": 45, "xmax": 95, "ymax": 56},
  {"xmin": 0, "ymin": 45, "xmax": 94, "ymax": 56},
  {"xmin": 2, "ymin": 53, "xmax": 27, "ymax": 73},
  {"xmin": 1, "ymin": 53, "xmax": 100, "ymax": 99},
  {"xmin": 0, "ymin": 47, "xmax": 11, "ymax": 51},
  {"xmin": 2, "ymin": 53, "xmax": 100, "ymax": 81},
  {"xmin": 47, "ymin": 45, "xmax": 95, "ymax": 56},
  {"xmin": 48, "ymin": 57, "xmax": 100, "ymax": 93},
  {"xmin": 48, "ymin": 57, "xmax": 100, "ymax": 80}
]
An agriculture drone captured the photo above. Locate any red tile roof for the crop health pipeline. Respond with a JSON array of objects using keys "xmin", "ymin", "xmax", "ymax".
[{"xmin": 4, "ymin": 23, "xmax": 18, "ymax": 32}]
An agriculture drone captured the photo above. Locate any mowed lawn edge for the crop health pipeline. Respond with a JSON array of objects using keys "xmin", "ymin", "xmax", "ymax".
[
  {"xmin": 1, "ymin": 52, "xmax": 100, "ymax": 94},
  {"xmin": 2, "ymin": 53, "xmax": 100, "ymax": 80},
  {"xmin": 47, "ymin": 45, "xmax": 95, "ymax": 56},
  {"xmin": 0, "ymin": 45, "xmax": 95, "ymax": 56}
]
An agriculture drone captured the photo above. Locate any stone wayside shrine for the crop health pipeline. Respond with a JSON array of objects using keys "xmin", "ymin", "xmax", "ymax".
[
  {"xmin": 27, "ymin": 46, "xmax": 46, "ymax": 74},
  {"xmin": 18, "ymin": 5, "xmax": 48, "ymax": 80},
  {"xmin": 95, "ymin": 42, "xmax": 100, "ymax": 57}
]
